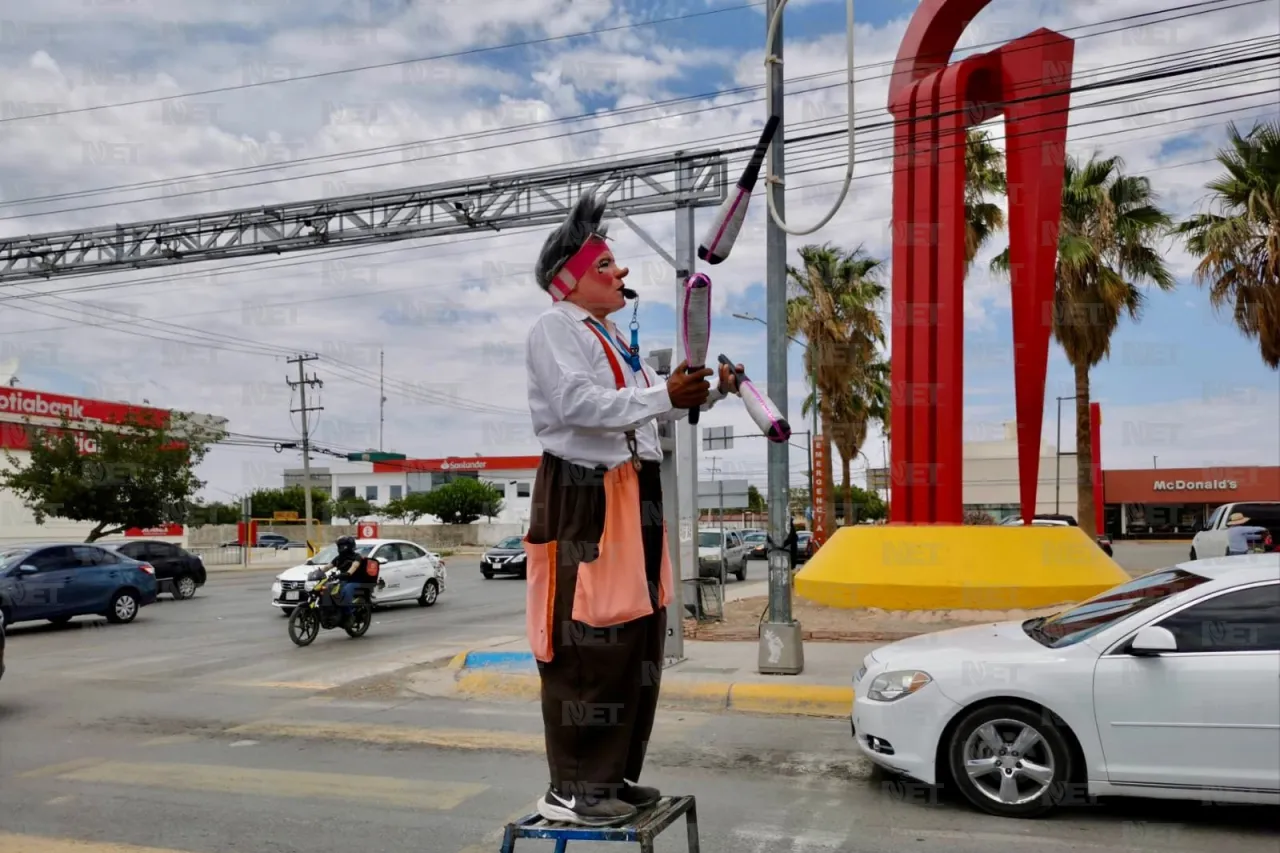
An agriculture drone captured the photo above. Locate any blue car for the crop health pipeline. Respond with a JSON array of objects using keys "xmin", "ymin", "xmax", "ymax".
[{"xmin": 0, "ymin": 542, "xmax": 159, "ymax": 627}]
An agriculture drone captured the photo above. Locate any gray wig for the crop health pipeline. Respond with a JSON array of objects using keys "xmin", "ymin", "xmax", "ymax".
[{"xmin": 534, "ymin": 191, "xmax": 609, "ymax": 293}]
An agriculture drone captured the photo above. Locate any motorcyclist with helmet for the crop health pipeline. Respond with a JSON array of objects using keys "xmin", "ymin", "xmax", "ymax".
[{"xmin": 329, "ymin": 535, "xmax": 375, "ymax": 616}]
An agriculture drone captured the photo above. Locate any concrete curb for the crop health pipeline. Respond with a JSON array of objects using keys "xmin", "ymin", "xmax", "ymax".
[{"xmin": 448, "ymin": 650, "xmax": 854, "ymax": 719}]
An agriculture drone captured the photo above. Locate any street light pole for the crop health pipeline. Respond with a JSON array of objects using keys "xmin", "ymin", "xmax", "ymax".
[{"xmin": 1055, "ymin": 395, "xmax": 1077, "ymax": 515}]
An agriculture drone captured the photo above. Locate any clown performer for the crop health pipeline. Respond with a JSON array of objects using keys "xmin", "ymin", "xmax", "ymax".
[{"xmin": 524, "ymin": 191, "xmax": 747, "ymax": 826}]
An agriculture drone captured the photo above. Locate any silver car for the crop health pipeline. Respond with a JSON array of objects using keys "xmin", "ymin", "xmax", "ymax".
[{"xmin": 697, "ymin": 528, "xmax": 750, "ymax": 581}]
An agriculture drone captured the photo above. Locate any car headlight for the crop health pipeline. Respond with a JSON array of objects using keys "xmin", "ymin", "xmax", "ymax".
[
  {"xmin": 305, "ymin": 580, "xmax": 317, "ymax": 591},
  {"xmin": 854, "ymin": 665, "xmax": 867, "ymax": 684},
  {"xmin": 866, "ymin": 670, "xmax": 932, "ymax": 702},
  {"xmin": 271, "ymin": 581, "xmax": 282, "ymax": 596},
  {"xmin": 512, "ymin": 553, "xmax": 526, "ymax": 562}
]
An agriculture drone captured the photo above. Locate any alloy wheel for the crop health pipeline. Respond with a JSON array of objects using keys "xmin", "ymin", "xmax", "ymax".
[{"xmin": 961, "ymin": 719, "xmax": 1056, "ymax": 806}]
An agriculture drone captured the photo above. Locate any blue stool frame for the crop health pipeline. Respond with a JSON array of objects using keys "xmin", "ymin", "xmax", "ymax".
[{"xmin": 499, "ymin": 796, "xmax": 699, "ymax": 853}]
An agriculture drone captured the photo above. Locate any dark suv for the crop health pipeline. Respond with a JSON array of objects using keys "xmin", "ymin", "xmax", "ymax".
[{"xmin": 103, "ymin": 540, "xmax": 206, "ymax": 599}]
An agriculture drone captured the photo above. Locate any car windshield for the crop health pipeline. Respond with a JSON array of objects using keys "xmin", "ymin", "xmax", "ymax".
[
  {"xmin": 744, "ymin": 533, "xmax": 766, "ymax": 543},
  {"xmin": 698, "ymin": 532, "xmax": 721, "ymax": 547},
  {"xmin": 1025, "ymin": 568, "xmax": 1211, "ymax": 648},
  {"xmin": 1231, "ymin": 504, "xmax": 1280, "ymax": 527},
  {"xmin": 309, "ymin": 543, "xmax": 375, "ymax": 564},
  {"xmin": 0, "ymin": 548, "xmax": 31, "ymax": 569},
  {"xmin": 496, "ymin": 537, "xmax": 523, "ymax": 549}
]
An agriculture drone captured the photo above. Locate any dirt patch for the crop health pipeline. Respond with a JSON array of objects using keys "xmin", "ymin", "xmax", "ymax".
[{"xmin": 683, "ymin": 595, "xmax": 1071, "ymax": 642}]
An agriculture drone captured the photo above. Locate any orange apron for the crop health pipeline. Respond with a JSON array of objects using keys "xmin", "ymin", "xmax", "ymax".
[{"xmin": 524, "ymin": 320, "xmax": 674, "ymax": 663}]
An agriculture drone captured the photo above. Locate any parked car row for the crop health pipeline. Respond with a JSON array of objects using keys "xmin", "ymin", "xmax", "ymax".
[
  {"xmin": 0, "ymin": 541, "xmax": 163, "ymax": 628},
  {"xmin": 998, "ymin": 513, "xmax": 1114, "ymax": 556},
  {"xmin": 221, "ymin": 533, "xmax": 306, "ymax": 550},
  {"xmin": 481, "ymin": 528, "xmax": 816, "ymax": 586}
]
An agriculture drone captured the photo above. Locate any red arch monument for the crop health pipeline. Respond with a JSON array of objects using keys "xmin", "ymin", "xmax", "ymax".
[
  {"xmin": 794, "ymin": 3, "xmax": 1128, "ymax": 612},
  {"xmin": 887, "ymin": 0, "xmax": 1074, "ymax": 524}
]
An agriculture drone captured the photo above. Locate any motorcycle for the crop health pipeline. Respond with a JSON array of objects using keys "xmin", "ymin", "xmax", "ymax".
[{"xmin": 287, "ymin": 560, "xmax": 378, "ymax": 646}]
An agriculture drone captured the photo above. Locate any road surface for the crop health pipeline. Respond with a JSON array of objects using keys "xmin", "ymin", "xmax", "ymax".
[{"xmin": 0, "ymin": 559, "xmax": 1272, "ymax": 853}]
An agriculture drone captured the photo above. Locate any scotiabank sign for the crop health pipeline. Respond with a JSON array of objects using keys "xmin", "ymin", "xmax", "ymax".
[
  {"xmin": 0, "ymin": 422, "xmax": 100, "ymax": 454},
  {"xmin": 1153, "ymin": 479, "xmax": 1238, "ymax": 492},
  {"xmin": 0, "ymin": 388, "xmax": 169, "ymax": 428}
]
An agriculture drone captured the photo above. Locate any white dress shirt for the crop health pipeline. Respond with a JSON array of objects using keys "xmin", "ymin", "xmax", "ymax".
[{"xmin": 526, "ymin": 301, "xmax": 727, "ymax": 469}]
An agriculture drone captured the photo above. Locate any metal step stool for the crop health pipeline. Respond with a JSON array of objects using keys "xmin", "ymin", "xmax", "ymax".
[{"xmin": 499, "ymin": 795, "xmax": 699, "ymax": 853}]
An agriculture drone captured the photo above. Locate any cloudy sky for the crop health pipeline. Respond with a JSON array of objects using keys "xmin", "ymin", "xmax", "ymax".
[{"xmin": 0, "ymin": 0, "xmax": 1276, "ymax": 503}]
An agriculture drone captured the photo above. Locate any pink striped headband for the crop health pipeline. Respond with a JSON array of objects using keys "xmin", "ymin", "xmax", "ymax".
[{"xmin": 547, "ymin": 235, "xmax": 610, "ymax": 303}]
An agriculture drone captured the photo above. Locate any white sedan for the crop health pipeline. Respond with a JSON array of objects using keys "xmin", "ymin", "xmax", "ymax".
[
  {"xmin": 270, "ymin": 538, "xmax": 447, "ymax": 615},
  {"xmin": 852, "ymin": 553, "xmax": 1279, "ymax": 817}
]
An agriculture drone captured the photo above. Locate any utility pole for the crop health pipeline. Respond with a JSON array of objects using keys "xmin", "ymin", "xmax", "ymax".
[
  {"xmin": 760, "ymin": 0, "xmax": 802, "ymax": 675},
  {"xmin": 379, "ymin": 349, "xmax": 386, "ymax": 452},
  {"xmin": 287, "ymin": 354, "xmax": 323, "ymax": 552},
  {"xmin": 1055, "ymin": 395, "xmax": 1077, "ymax": 516}
]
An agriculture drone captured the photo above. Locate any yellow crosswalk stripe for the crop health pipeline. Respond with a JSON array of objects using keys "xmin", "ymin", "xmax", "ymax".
[
  {"xmin": 44, "ymin": 761, "xmax": 487, "ymax": 811},
  {"xmin": 225, "ymin": 716, "xmax": 702, "ymax": 753},
  {"xmin": 226, "ymin": 719, "xmax": 546, "ymax": 752},
  {"xmin": 0, "ymin": 833, "xmax": 195, "ymax": 852}
]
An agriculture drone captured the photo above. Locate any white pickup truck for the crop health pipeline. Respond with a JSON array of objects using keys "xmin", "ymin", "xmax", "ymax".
[{"xmin": 1189, "ymin": 501, "xmax": 1280, "ymax": 560}]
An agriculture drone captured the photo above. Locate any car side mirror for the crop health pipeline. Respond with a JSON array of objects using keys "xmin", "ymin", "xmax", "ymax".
[{"xmin": 1129, "ymin": 625, "xmax": 1177, "ymax": 656}]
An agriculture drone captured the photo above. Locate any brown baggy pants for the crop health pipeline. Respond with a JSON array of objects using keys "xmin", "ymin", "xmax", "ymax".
[{"xmin": 528, "ymin": 452, "xmax": 668, "ymax": 799}]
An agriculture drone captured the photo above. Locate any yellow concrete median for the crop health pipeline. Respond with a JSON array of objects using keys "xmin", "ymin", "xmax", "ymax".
[
  {"xmin": 795, "ymin": 524, "xmax": 1128, "ymax": 611},
  {"xmin": 729, "ymin": 683, "xmax": 854, "ymax": 718},
  {"xmin": 452, "ymin": 668, "xmax": 852, "ymax": 719}
]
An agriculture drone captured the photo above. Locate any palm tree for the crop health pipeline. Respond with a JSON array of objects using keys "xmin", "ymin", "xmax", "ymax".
[
  {"xmin": 827, "ymin": 358, "xmax": 890, "ymax": 524},
  {"xmin": 1175, "ymin": 119, "xmax": 1280, "ymax": 368},
  {"xmin": 991, "ymin": 152, "xmax": 1175, "ymax": 536},
  {"xmin": 786, "ymin": 243, "xmax": 886, "ymax": 531},
  {"xmin": 965, "ymin": 128, "xmax": 1008, "ymax": 271}
]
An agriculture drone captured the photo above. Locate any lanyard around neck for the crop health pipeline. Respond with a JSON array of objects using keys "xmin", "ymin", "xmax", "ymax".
[{"xmin": 585, "ymin": 318, "xmax": 641, "ymax": 372}]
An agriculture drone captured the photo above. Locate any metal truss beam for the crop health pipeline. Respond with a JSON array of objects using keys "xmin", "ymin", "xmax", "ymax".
[{"xmin": 0, "ymin": 150, "xmax": 729, "ymax": 283}]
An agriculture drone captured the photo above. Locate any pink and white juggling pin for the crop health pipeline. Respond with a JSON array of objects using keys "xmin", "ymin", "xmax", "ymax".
[{"xmin": 680, "ymin": 272, "xmax": 712, "ymax": 425}]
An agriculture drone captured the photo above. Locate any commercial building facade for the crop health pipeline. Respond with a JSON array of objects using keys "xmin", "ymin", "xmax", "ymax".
[
  {"xmin": 1101, "ymin": 466, "xmax": 1280, "ymax": 538},
  {"xmin": 316, "ymin": 455, "xmax": 542, "ymax": 528},
  {"xmin": 0, "ymin": 386, "xmax": 228, "ymax": 545}
]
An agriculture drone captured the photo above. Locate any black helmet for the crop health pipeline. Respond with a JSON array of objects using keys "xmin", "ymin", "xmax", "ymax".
[{"xmin": 336, "ymin": 535, "xmax": 357, "ymax": 554}]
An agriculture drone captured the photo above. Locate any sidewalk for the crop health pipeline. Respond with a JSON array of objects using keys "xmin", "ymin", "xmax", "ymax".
[{"xmin": 408, "ymin": 634, "xmax": 878, "ymax": 720}]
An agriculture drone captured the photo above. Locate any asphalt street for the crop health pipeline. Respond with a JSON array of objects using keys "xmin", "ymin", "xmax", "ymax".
[{"xmin": 1, "ymin": 556, "xmax": 1274, "ymax": 853}]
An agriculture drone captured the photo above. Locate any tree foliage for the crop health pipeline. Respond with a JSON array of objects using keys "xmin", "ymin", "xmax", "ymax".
[
  {"xmin": 1175, "ymin": 119, "xmax": 1280, "ymax": 368},
  {"xmin": 417, "ymin": 478, "xmax": 504, "ymax": 525},
  {"xmin": 244, "ymin": 486, "xmax": 333, "ymax": 522},
  {"xmin": 0, "ymin": 417, "xmax": 210, "ymax": 542},
  {"xmin": 746, "ymin": 484, "xmax": 766, "ymax": 513},
  {"xmin": 382, "ymin": 491, "xmax": 435, "ymax": 523},
  {"xmin": 831, "ymin": 484, "xmax": 886, "ymax": 523},
  {"xmin": 332, "ymin": 494, "xmax": 373, "ymax": 521}
]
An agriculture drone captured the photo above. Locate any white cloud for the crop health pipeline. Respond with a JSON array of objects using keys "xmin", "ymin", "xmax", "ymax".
[{"xmin": 0, "ymin": 0, "xmax": 1275, "ymax": 501}]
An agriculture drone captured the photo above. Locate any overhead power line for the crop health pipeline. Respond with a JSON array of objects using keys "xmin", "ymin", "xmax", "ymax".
[
  {"xmin": 0, "ymin": 2, "xmax": 770, "ymax": 125},
  {"xmin": 1, "ymin": 83, "xmax": 1271, "ymax": 315},
  {"xmin": 0, "ymin": 0, "xmax": 1266, "ymax": 211},
  {"xmin": 2, "ymin": 41, "xmax": 1271, "ymax": 236}
]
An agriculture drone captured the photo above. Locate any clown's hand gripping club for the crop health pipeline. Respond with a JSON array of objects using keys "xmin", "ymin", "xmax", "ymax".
[
  {"xmin": 698, "ymin": 114, "xmax": 780, "ymax": 265},
  {"xmin": 718, "ymin": 353, "xmax": 791, "ymax": 443},
  {"xmin": 680, "ymin": 273, "xmax": 712, "ymax": 425}
]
